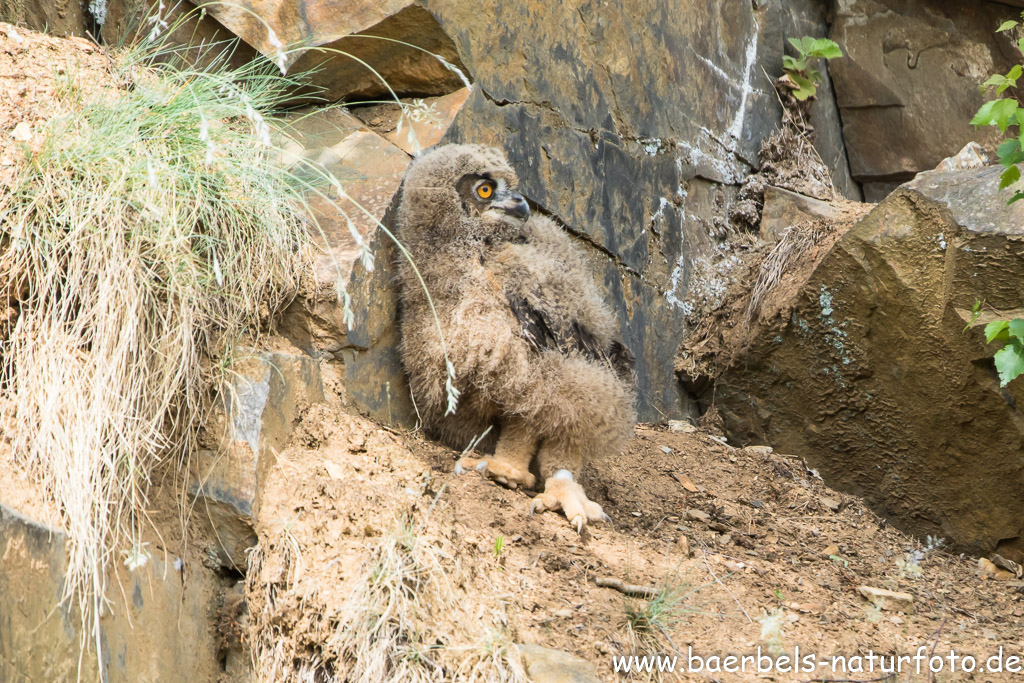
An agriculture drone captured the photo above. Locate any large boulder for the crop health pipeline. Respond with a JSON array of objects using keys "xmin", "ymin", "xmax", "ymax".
[
  {"xmin": 708, "ymin": 165, "xmax": 1024, "ymax": 555},
  {"xmin": 829, "ymin": 0, "xmax": 1019, "ymax": 201},
  {"xmin": 203, "ymin": 1, "xmax": 468, "ymax": 101}
]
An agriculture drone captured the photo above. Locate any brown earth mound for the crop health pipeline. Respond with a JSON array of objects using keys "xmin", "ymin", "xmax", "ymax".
[{"xmin": 244, "ymin": 395, "xmax": 1024, "ymax": 681}]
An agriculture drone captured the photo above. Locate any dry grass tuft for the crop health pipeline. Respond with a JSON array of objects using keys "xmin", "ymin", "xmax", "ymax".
[
  {"xmin": 247, "ymin": 509, "xmax": 527, "ymax": 683},
  {"xmin": 0, "ymin": 40, "xmax": 313, "ymax": 660},
  {"xmin": 623, "ymin": 578, "xmax": 692, "ymax": 656},
  {"xmin": 745, "ymin": 223, "xmax": 825, "ymax": 323}
]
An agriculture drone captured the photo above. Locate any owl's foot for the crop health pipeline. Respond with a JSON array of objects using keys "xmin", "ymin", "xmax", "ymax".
[
  {"xmin": 454, "ymin": 456, "xmax": 536, "ymax": 490},
  {"xmin": 529, "ymin": 470, "xmax": 610, "ymax": 533}
]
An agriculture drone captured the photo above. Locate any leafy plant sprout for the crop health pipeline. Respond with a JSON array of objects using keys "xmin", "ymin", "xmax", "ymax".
[
  {"xmin": 970, "ymin": 14, "xmax": 1024, "ymax": 386},
  {"xmin": 780, "ymin": 36, "xmax": 843, "ymax": 101},
  {"xmin": 972, "ymin": 13, "xmax": 1024, "ymax": 203}
]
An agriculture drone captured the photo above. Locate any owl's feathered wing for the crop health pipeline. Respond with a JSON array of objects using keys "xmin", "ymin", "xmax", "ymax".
[{"xmin": 506, "ymin": 286, "xmax": 634, "ymax": 381}]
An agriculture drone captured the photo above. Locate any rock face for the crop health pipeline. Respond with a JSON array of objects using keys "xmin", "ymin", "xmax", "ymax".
[
  {"xmin": 711, "ymin": 166, "xmax": 1024, "ymax": 554},
  {"xmin": 205, "ymin": 1, "xmax": 468, "ymax": 101},
  {"xmin": 0, "ymin": 503, "xmax": 230, "ymax": 682},
  {"xmin": 100, "ymin": 0, "xmax": 259, "ymax": 71},
  {"xmin": 277, "ymin": 96, "xmax": 466, "ymax": 426},
  {"xmin": 334, "ymin": 0, "xmax": 860, "ymax": 424},
  {"xmin": 829, "ymin": 0, "xmax": 1018, "ymax": 201},
  {"xmin": 194, "ymin": 344, "xmax": 325, "ymax": 569},
  {"xmin": 0, "ymin": 0, "xmax": 87, "ymax": 36}
]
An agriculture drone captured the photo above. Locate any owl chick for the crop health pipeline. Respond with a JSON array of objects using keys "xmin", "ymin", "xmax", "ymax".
[{"xmin": 395, "ymin": 144, "xmax": 636, "ymax": 531}]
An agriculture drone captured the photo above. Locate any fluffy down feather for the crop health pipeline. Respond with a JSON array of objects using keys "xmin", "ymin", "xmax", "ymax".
[{"xmin": 395, "ymin": 144, "xmax": 635, "ymax": 530}]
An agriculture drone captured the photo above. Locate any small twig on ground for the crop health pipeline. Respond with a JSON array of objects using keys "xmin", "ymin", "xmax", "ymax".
[
  {"xmin": 927, "ymin": 617, "xmax": 947, "ymax": 683},
  {"xmin": 594, "ymin": 576, "xmax": 659, "ymax": 599},
  {"xmin": 701, "ymin": 551, "xmax": 753, "ymax": 623}
]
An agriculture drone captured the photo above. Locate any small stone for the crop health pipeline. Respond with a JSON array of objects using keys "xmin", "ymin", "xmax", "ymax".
[
  {"xmin": 676, "ymin": 535, "xmax": 690, "ymax": 557},
  {"xmin": 660, "ymin": 446, "xmax": 673, "ymax": 454},
  {"xmin": 516, "ymin": 644, "xmax": 602, "ymax": 683},
  {"xmin": 631, "ymin": 511, "xmax": 642, "ymax": 518},
  {"xmin": 978, "ymin": 557, "xmax": 1016, "ymax": 581},
  {"xmin": 11, "ymin": 122, "xmax": 32, "ymax": 142},
  {"xmin": 858, "ymin": 586, "xmax": 914, "ymax": 612},
  {"xmin": 553, "ymin": 608, "xmax": 573, "ymax": 619},
  {"xmin": 685, "ymin": 509, "xmax": 710, "ymax": 523},
  {"xmin": 934, "ymin": 142, "xmax": 989, "ymax": 172},
  {"xmin": 823, "ymin": 543, "xmax": 840, "ymax": 557},
  {"xmin": 820, "ymin": 496, "xmax": 841, "ymax": 512},
  {"xmin": 787, "ymin": 602, "xmax": 822, "ymax": 614},
  {"xmin": 672, "ymin": 471, "xmax": 699, "ymax": 492},
  {"xmin": 668, "ymin": 420, "xmax": 697, "ymax": 433}
]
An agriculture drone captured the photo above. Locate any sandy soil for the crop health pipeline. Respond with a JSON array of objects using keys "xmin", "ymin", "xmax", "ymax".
[
  {"xmin": 244, "ymin": 391, "xmax": 1024, "ymax": 682},
  {"xmin": 0, "ymin": 22, "xmax": 117, "ymax": 186}
]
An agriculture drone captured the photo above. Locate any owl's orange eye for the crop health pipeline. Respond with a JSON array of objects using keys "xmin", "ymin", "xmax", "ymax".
[{"xmin": 476, "ymin": 181, "xmax": 495, "ymax": 199}]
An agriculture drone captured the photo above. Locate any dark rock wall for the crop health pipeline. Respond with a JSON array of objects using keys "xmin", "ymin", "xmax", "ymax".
[
  {"xmin": 345, "ymin": 0, "xmax": 859, "ymax": 424},
  {"xmin": 830, "ymin": 0, "xmax": 1020, "ymax": 201}
]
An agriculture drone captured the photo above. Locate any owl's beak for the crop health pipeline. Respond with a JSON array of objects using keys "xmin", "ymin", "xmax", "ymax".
[{"xmin": 492, "ymin": 192, "xmax": 530, "ymax": 221}]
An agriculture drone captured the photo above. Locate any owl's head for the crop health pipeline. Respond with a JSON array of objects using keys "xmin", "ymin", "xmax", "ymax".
[{"xmin": 397, "ymin": 144, "xmax": 531, "ymax": 251}]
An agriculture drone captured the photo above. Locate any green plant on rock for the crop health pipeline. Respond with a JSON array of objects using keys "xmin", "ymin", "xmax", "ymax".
[
  {"xmin": 969, "ymin": 16, "xmax": 1024, "ymax": 387},
  {"xmin": 985, "ymin": 320, "xmax": 1024, "ymax": 386},
  {"xmin": 781, "ymin": 36, "xmax": 843, "ymax": 101},
  {"xmin": 971, "ymin": 13, "xmax": 1024, "ymax": 202}
]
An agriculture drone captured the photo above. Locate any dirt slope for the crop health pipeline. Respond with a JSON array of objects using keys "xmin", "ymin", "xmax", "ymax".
[{"xmin": 245, "ymin": 392, "xmax": 1024, "ymax": 682}]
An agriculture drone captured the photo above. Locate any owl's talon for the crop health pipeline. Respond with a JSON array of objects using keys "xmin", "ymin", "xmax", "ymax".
[
  {"xmin": 529, "ymin": 477, "xmax": 607, "ymax": 530},
  {"xmin": 601, "ymin": 512, "xmax": 612, "ymax": 523}
]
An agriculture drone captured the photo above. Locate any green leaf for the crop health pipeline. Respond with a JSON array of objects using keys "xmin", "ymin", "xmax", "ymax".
[
  {"xmin": 972, "ymin": 98, "xmax": 1019, "ymax": 132},
  {"xmin": 1011, "ymin": 190, "xmax": 1024, "ymax": 205},
  {"xmin": 787, "ymin": 37, "xmax": 804, "ymax": 54},
  {"xmin": 810, "ymin": 38, "xmax": 843, "ymax": 59},
  {"xmin": 998, "ymin": 19, "xmax": 1019, "ymax": 32},
  {"xmin": 985, "ymin": 320, "xmax": 1010, "ymax": 343},
  {"xmin": 994, "ymin": 339, "xmax": 1024, "ymax": 386},
  {"xmin": 982, "ymin": 74, "xmax": 1008, "ymax": 91},
  {"xmin": 998, "ymin": 137, "xmax": 1023, "ymax": 159},
  {"xmin": 973, "ymin": 99, "xmax": 997, "ymax": 126},
  {"xmin": 1018, "ymin": 37, "xmax": 1024, "ymax": 55},
  {"xmin": 1008, "ymin": 64, "xmax": 1023, "ymax": 81},
  {"xmin": 799, "ymin": 36, "xmax": 816, "ymax": 55},
  {"xmin": 997, "ymin": 137, "xmax": 1024, "ymax": 169},
  {"xmin": 1000, "ymin": 165, "xmax": 1022, "ymax": 190},
  {"xmin": 963, "ymin": 300, "xmax": 985, "ymax": 334},
  {"xmin": 782, "ymin": 55, "xmax": 798, "ymax": 71},
  {"xmin": 1008, "ymin": 319, "xmax": 1024, "ymax": 340},
  {"xmin": 790, "ymin": 73, "xmax": 817, "ymax": 100}
]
